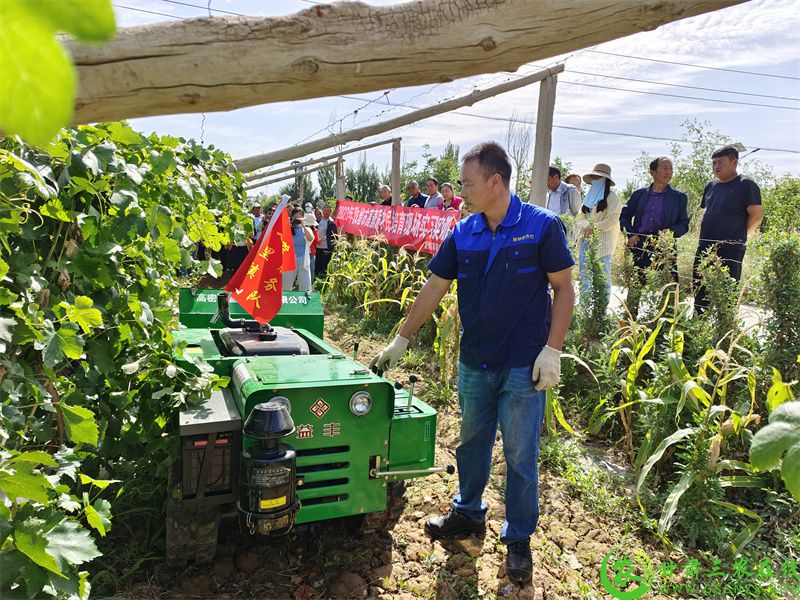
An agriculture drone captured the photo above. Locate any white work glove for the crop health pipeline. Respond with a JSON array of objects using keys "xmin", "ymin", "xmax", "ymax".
[
  {"xmin": 532, "ymin": 345, "xmax": 561, "ymax": 391},
  {"xmin": 370, "ymin": 335, "xmax": 409, "ymax": 372}
]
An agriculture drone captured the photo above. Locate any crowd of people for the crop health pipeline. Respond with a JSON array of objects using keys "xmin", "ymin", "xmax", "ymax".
[
  {"xmin": 241, "ymin": 144, "xmax": 762, "ymax": 311},
  {"xmin": 245, "ymin": 198, "xmax": 339, "ymax": 293},
  {"xmin": 543, "ymin": 144, "xmax": 762, "ymax": 312}
]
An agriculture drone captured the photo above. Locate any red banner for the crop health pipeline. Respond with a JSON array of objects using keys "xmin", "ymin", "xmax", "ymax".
[{"xmin": 334, "ymin": 200, "xmax": 458, "ymax": 255}]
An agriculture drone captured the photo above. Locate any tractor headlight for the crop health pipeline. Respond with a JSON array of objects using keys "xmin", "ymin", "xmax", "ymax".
[
  {"xmin": 270, "ymin": 396, "xmax": 292, "ymax": 413},
  {"xmin": 349, "ymin": 391, "xmax": 372, "ymax": 416}
]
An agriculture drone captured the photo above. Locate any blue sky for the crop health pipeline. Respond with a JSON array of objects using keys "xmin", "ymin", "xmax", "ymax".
[{"xmin": 114, "ymin": 0, "xmax": 800, "ymax": 198}]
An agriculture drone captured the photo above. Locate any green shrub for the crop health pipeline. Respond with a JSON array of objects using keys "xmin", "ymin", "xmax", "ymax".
[
  {"xmin": 0, "ymin": 123, "xmax": 243, "ymax": 597},
  {"xmin": 757, "ymin": 231, "xmax": 800, "ymax": 382}
]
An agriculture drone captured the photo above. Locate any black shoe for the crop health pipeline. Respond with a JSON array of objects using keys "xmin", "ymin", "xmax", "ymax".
[
  {"xmin": 424, "ymin": 510, "xmax": 486, "ymax": 540},
  {"xmin": 506, "ymin": 540, "xmax": 533, "ymax": 584}
]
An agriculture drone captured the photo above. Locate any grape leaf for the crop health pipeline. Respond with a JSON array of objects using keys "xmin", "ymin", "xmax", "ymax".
[
  {"xmin": 6, "ymin": 451, "xmax": 58, "ymax": 468},
  {"xmin": 40, "ymin": 199, "xmax": 72, "ymax": 222},
  {"xmin": 0, "ymin": 4, "xmax": 73, "ymax": 145},
  {"xmin": 14, "ymin": 516, "xmax": 62, "ymax": 576},
  {"xmin": 62, "ymin": 296, "xmax": 103, "ymax": 334},
  {"xmin": 0, "ymin": 463, "xmax": 53, "ymax": 504},
  {"xmin": 78, "ymin": 474, "xmax": 121, "ymax": 490},
  {"xmin": 57, "ymin": 493, "xmax": 81, "ymax": 513},
  {"xmin": 750, "ymin": 401, "xmax": 800, "ymax": 501},
  {"xmin": 44, "ymin": 520, "xmax": 101, "ymax": 572},
  {"xmin": 84, "ymin": 499, "xmax": 111, "ymax": 536},
  {"xmin": 60, "ymin": 404, "xmax": 99, "ymax": 447},
  {"xmin": 0, "ymin": 0, "xmax": 114, "ymax": 143},
  {"xmin": 38, "ymin": 322, "xmax": 84, "ymax": 368}
]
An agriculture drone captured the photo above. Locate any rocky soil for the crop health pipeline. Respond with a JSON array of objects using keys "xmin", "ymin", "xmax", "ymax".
[{"xmin": 123, "ymin": 309, "xmax": 674, "ymax": 599}]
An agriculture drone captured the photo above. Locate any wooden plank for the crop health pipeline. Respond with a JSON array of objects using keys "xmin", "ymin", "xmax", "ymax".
[{"xmin": 68, "ymin": 0, "xmax": 745, "ymax": 125}]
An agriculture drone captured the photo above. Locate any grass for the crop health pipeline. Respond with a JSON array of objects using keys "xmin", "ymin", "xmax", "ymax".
[{"xmin": 540, "ymin": 437, "xmax": 629, "ymax": 516}]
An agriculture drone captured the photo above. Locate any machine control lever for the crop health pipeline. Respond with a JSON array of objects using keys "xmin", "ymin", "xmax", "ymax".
[{"xmin": 370, "ymin": 465, "xmax": 455, "ymax": 478}]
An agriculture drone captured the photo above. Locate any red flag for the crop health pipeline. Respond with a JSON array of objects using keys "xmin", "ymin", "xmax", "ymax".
[{"xmin": 226, "ymin": 205, "xmax": 296, "ymax": 324}]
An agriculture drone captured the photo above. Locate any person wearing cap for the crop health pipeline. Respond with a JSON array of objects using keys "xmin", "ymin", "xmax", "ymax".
[
  {"xmin": 304, "ymin": 202, "xmax": 314, "ymax": 214},
  {"xmin": 303, "ymin": 213, "xmax": 320, "ymax": 284},
  {"xmin": 619, "ymin": 157, "xmax": 689, "ymax": 295},
  {"xmin": 371, "ymin": 142, "xmax": 574, "ymax": 585},
  {"xmin": 251, "ymin": 202, "xmax": 264, "ymax": 239},
  {"xmin": 576, "ymin": 163, "xmax": 621, "ymax": 302},
  {"xmin": 283, "ymin": 207, "xmax": 314, "ymax": 292},
  {"xmin": 693, "ymin": 145, "xmax": 762, "ymax": 313},
  {"xmin": 546, "ymin": 166, "xmax": 581, "ymax": 216}
]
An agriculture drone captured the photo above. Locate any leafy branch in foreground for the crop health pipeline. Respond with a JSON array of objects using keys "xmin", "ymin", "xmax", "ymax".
[
  {"xmin": 1, "ymin": 122, "xmax": 245, "ymax": 598},
  {"xmin": 0, "ymin": 0, "xmax": 116, "ymax": 144}
]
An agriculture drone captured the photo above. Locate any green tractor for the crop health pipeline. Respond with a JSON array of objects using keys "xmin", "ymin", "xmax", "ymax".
[{"xmin": 166, "ymin": 288, "xmax": 450, "ymax": 565}]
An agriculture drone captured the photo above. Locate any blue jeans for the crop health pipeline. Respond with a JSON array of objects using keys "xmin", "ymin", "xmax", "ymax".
[
  {"xmin": 452, "ymin": 361, "xmax": 546, "ymax": 543},
  {"xmin": 578, "ymin": 240, "xmax": 612, "ymax": 302}
]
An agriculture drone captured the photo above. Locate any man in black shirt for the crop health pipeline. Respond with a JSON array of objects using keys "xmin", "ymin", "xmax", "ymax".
[{"xmin": 693, "ymin": 145, "xmax": 763, "ymax": 312}]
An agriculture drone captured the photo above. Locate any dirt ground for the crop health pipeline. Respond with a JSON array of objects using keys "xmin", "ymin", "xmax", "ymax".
[{"xmin": 124, "ymin": 307, "xmax": 673, "ymax": 600}]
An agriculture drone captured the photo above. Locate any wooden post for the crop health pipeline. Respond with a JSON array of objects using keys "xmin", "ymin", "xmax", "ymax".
[
  {"xmin": 245, "ymin": 162, "xmax": 332, "ymax": 190},
  {"xmin": 335, "ymin": 157, "xmax": 346, "ymax": 200},
  {"xmin": 528, "ymin": 75, "xmax": 558, "ymax": 207},
  {"xmin": 391, "ymin": 139, "xmax": 402, "ymax": 206},
  {"xmin": 246, "ymin": 137, "xmax": 399, "ymax": 179},
  {"xmin": 235, "ymin": 64, "xmax": 564, "ymax": 172}
]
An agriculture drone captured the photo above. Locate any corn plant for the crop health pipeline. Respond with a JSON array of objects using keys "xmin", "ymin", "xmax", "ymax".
[{"xmin": 321, "ymin": 236, "xmax": 461, "ymax": 389}]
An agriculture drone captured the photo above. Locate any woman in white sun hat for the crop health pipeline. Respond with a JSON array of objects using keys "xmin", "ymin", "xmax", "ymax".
[{"xmin": 576, "ymin": 163, "xmax": 621, "ymax": 303}]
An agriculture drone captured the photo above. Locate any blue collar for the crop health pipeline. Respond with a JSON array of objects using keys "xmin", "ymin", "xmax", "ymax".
[{"xmin": 473, "ymin": 194, "xmax": 523, "ymax": 234}]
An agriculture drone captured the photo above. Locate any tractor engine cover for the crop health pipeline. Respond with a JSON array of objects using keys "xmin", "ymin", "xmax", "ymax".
[{"xmin": 217, "ymin": 326, "xmax": 310, "ymax": 357}]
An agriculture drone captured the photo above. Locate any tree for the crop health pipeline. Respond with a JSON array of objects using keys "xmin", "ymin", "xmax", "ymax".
[
  {"xmin": 631, "ymin": 119, "xmax": 773, "ymax": 228},
  {"xmin": 404, "ymin": 143, "xmax": 461, "ymax": 194},
  {"xmin": 505, "ymin": 111, "xmax": 534, "ymax": 196},
  {"xmin": 279, "ymin": 174, "xmax": 317, "ymax": 206},
  {"xmin": 317, "ymin": 165, "xmax": 336, "ymax": 202},
  {"xmin": 345, "ymin": 157, "xmax": 382, "ymax": 202},
  {"xmin": 760, "ymin": 174, "xmax": 800, "ymax": 234}
]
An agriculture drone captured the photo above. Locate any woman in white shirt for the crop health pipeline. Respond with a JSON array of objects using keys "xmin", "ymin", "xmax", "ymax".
[{"xmin": 575, "ymin": 163, "xmax": 621, "ymax": 303}]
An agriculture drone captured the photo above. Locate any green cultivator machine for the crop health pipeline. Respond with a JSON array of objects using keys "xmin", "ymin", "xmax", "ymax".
[{"xmin": 166, "ymin": 288, "xmax": 449, "ymax": 565}]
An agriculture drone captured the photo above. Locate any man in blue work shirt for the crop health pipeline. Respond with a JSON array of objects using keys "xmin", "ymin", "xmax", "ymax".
[{"xmin": 371, "ymin": 142, "xmax": 575, "ymax": 585}]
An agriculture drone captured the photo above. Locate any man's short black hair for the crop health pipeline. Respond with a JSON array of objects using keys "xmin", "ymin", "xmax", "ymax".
[
  {"xmin": 344, "ymin": 194, "xmax": 354, "ymax": 201},
  {"xmin": 426, "ymin": 177, "xmax": 438, "ymax": 186},
  {"xmin": 649, "ymin": 156, "xmax": 671, "ymax": 171},
  {"xmin": 712, "ymin": 145, "xmax": 739, "ymax": 160},
  {"xmin": 462, "ymin": 142, "xmax": 512, "ymax": 188},
  {"xmin": 548, "ymin": 166, "xmax": 561, "ymax": 178}
]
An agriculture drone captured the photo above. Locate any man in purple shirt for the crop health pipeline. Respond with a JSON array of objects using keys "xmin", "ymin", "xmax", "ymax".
[{"xmin": 620, "ymin": 156, "xmax": 689, "ymax": 288}]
